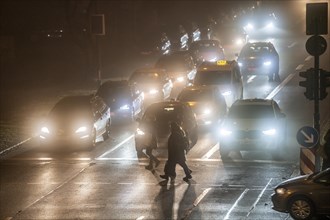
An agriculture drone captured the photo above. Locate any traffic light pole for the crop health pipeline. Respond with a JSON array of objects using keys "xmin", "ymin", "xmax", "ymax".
[{"xmin": 313, "ymin": 52, "xmax": 321, "ymax": 172}]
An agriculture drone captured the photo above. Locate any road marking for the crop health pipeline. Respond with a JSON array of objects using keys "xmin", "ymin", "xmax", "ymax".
[
  {"xmin": 266, "ymin": 73, "xmax": 295, "ymax": 99},
  {"xmin": 295, "ymin": 64, "xmax": 304, "ymax": 70},
  {"xmin": 0, "ymin": 137, "xmax": 33, "ymax": 156},
  {"xmin": 245, "ymin": 178, "xmax": 273, "ymax": 218},
  {"xmin": 305, "ymin": 56, "xmax": 313, "ymax": 61},
  {"xmin": 224, "ymin": 188, "xmax": 249, "ymax": 220},
  {"xmin": 201, "ymin": 143, "xmax": 219, "ymax": 159},
  {"xmin": 246, "ymin": 75, "xmax": 256, "ymax": 84},
  {"xmin": 96, "ymin": 134, "xmax": 134, "ymax": 159},
  {"xmin": 193, "ymin": 187, "xmax": 212, "ymax": 207},
  {"xmin": 288, "ymin": 42, "xmax": 297, "ymax": 48}
]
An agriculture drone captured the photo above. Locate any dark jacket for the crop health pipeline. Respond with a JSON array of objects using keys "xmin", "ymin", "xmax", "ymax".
[{"xmin": 167, "ymin": 123, "xmax": 188, "ymax": 163}]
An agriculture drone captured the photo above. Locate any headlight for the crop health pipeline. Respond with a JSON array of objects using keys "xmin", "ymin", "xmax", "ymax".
[
  {"xmin": 222, "ymin": 90, "xmax": 232, "ymax": 96},
  {"xmin": 120, "ymin": 104, "xmax": 130, "ymax": 110},
  {"xmin": 203, "ymin": 108, "xmax": 212, "ymax": 115},
  {"xmin": 75, "ymin": 126, "xmax": 87, "ymax": 133},
  {"xmin": 244, "ymin": 23, "xmax": 254, "ymax": 31},
  {"xmin": 209, "ymin": 57, "xmax": 217, "ymax": 62},
  {"xmin": 220, "ymin": 128, "xmax": 232, "ymax": 136},
  {"xmin": 149, "ymin": 89, "xmax": 159, "ymax": 94},
  {"xmin": 41, "ymin": 126, "xmax": 50, "ymax": 134},
  {"xmin": 262, "ymin": 128, "xmax": 276, "ymax": 136},
  {"xmin": 276, "ymin": 188, "xmax": 287, "ymax": 195},
  {"xmin": 176, "ymin": 76, "xmax": 185, "ymax": 82},
  {"xmin": 238, "ymin": 62, "xmax": 243, "ymax": 67},
  {"xmin": 263, "ymin": 61, "xmax": 272, "ymax": 66},
  {"xmin": 235, "ymin": 38, "xmax": 243, "ymax": 45},
  {"xmin": 136, "ymin": 128, "xmax": 145, "ymax": 135}
]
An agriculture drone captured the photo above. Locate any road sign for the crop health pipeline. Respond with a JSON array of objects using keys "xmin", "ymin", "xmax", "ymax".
[
  {"xmin": 306, "ymin": 2, "xmax": 328, "ymax": 35},
  {"xmin": 296, "ymin": 126, "xmax": 319, "ymax": 148},
  {"xmin": 305, "ymin": 35, "xmax": 327, "ymax": 56}
]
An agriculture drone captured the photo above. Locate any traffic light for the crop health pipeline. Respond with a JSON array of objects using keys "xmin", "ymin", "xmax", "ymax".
[
  {"xmin": 320, "ymin": 69, "xmax": 330, "ymax": 100},
  {"xmin": 299, "ymin": 68, "xmax": 314, "ymax": 100}
]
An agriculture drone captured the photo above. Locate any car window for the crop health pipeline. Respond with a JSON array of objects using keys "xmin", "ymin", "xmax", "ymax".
[
  {"xmin": 229, "ymin": 105, "xmax": 275, "ymax": 118},
  {"xmin": 194, "ymin": 70, "xmax": 231, "ymax": 85}
]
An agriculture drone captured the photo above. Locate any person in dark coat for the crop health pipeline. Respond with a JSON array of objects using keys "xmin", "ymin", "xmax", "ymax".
[
  {"xmin": 144, "ymin": 116, "xmax": 160, "ymax": 170},
  {"xmin": 321, "ymin": 129, "xmax": 330, "ymax": 171},
  {"xmin": 160, "ymin": 121, "xmax": 192, "ymax": 181}
]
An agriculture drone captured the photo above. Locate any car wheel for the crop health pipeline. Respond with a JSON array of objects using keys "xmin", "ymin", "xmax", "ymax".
[
  {"xmin": 102, "ymin": 119, "xmax": 111, "ymax": 140},
  {"xmin": 288, "ymin": 196, "xmax": 315, "ymax": 220},
  {"xmin": 219, "ymin": 143, "xmax": 230, "ymax": 161}
]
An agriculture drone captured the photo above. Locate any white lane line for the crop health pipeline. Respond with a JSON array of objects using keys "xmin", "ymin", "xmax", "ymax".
[
  {"xmin": 246, "ymin": 75, "xmax": 256, "ymax": 84},
  {"xmin": 224, "ymin": 188, "xmax": 249, "ymax": 220},
  {"xmin": 96, "ymin": 134, "xmax": 134, "ymax": 159},
  {"xmin": 295, "ymin": 64, "xmax": 304, "ymax": 70},
  {"xmin": 266, "ymin": 73, "xmax": 295, "ymax": 99},
  {"xmin": 288, "ymin": 42, "xmax": 297, "ymax": 48},
  {"xmin": 245, "ymin": 178, "xmax": 273, "ymax": 218},
  {"xmin": 201, "ymin": 143, "xmax": 219, "ymax": 159},
  {"xmin": 193, "ymin": 187, "xmax": 212, "ymax": 207},
  {"xmin": 305, "ymin": 56, "xmax": 313, "ymax": 61},
  {"xmin": 0, "ymin": 137, "xmax": 33, "ymax": 155}
]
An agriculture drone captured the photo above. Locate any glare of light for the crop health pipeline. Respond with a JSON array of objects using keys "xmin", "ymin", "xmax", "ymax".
[
  {"xmin": 220, "ymin": 129, "xmax": 232, "ymax": 136},
  {"xmin": 235, "ymin": 38, "xmax": 243, "ymax": 45},
  {"xmin": 245, "ymin": 23, "xmax": 254, "ymax": 31},
  {"xmin": 276, "ymin": 188, "xmax": 287, "ymax": 195},
  {"xmin": 266, "ymin": 22, "xmax": 274, "ymax": 29},
  {"xmin": 120, "ymin": 104, "xmax": 130, "ymax": 110},
  {"xmin": 238, "ymin": 62, "xmax": 243, "ymax": 67},
  {"xmin": 41, "ymin": 127, "xmax": 50, "ymax": 134},
  {"xmin": 263, "ymin": 61, "xmax": 272, "ymax": 66},
  {"xmin": 149, "ymin": 89, "xmax": 159, "ymax": 94},
  {"xmin": 203, "ymin": 108, "xmax": 212, "ymax": 115},
  {"xmin": 209, "ymin": 57, "xmax": 217, "ymax": 62},
  {"xmin": 136, "ymin": 128, "xmax": 145, "ymax": 135},
  {"xmin": 204, "ymin": 121, "xmax": 212, "ymax": 125},
  {"xmin": 222, "ymin": 90, "xmax": 232, "ymax": 96},
  {"xmin": 75, "ymin": 126, "xmax": 87, "ymax": 133},
  {"xmin": 176, "ymin": 76, "xmax": 185, "ymax": 82},
  {"xmin": 262, "ymin": 128, "xmax": 276, "ymax": 136}
]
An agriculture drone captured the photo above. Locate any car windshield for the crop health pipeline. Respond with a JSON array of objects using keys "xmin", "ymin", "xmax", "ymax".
[
  {"xmin": 228, "ymin": 105, "xmax": 275, "ymax": 118},
  {"xmin": 155, "ymin": 56, "xmax": 188, "ymax": 71},
  {"xmin": 241, "ymin": 45, "xmax": 271, "ymax": 56},
  {"xmin": 98, "ymin": 85, "xmax": 130, "ymax": 98},
  {"xmin": 50, "ymin": 97, "xmax": 92, "ymax": 118},
  {"xmin": 145, "ymin": 105, "xmax": 184, "ymax": 124},
  {"xmin": 194, "ymin": 71, "xmax": 231, "ymax": 85},
  {"xmin": 178, "ymin": 89, "xmax": 212, "ymax": 102},
  {"xmin": 130, "ymin": 72, "xmax": 162, "ymax": 84},
  {"xmin": 190, "ymin": 42, "xmax": 219, "ymax": 51}
]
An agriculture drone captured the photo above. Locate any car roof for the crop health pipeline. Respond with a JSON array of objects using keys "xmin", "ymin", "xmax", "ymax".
[
  {"xmin": 198, "ymin": 60, "xmax": 238, "ymax": 72},
  {"xmin": 101, "ymin": 80, "xmax": 129, "ymax": 87},
  {"xmin": 233, "ymin": 99, "xmax": 275, "ymax": 106},
  {"xmin": 133, "ymin": 67, "xmax": 166, "ymax": 74}
]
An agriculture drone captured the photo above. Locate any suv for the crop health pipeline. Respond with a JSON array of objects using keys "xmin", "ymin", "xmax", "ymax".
[
  {"xmin": 189, "ymin": 39, "xmax": 225, "ymax": 65},
  {"xmin": 135, "ymin": 100, "xmax": 198, "ymax": 154},
  {"xmin": 193, "ymin": 60, "xmax": 243, "ymax": 107},
  {"xmin": 237, "ymin": 41, "xmax": 280, "ymax": 82},
  {"xmin": 219, "ymin": 98, "xmax": 286, "ymax": 160},
  {"xmin": 95, "ymin": 80, "xmax": 144, "ymax": 123}
]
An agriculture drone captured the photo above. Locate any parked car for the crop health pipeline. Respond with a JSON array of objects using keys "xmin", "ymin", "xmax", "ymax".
[
  {"xmin": 189, "ymin": 39, "xmax": 225, "ymax": 65},
  {"xmin": 219, "ymin": 98, "xmax": 286, "ymax": 160},
  {"xmin": 129, "ymin": 68, "xmax": 173, "ymax": 105},
  {"xmin": 271, "ymin": 168, "xmax": 330, "ymax": 220},
  {"xmin": 95, "ymin": 80, "xmax": 144, "ymax": 123},
  {"xmin": 193, "ymin": 60, "xmax": 243, "ymax": 107},
  {"xmin": 154, "ymin": 51, "xmax": 197, "ymax": 87},
  {"xmin": 177, "ymin": 85, "xmax": 227, "ymax": 126},
  {"xmin": 237, "ymin": 41, "xmax": 280, "ymax": 82},
  {"xmin": 135, "ymin": 100, "xmax": 198, "ymax": 154},
  {"xmin": 39, "ymin": 95, "xmax": 111, "ymax": 150}
]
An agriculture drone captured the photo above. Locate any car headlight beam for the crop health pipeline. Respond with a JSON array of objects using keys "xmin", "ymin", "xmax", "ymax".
[
  {"xmin": 41, "ymin": 127, "xmax": 50, "ymax": 134},
  {"xmin": 263, "ymin": 61, "xmax": 272, "ymax": 66},
  {"xmin": 136, "ymin": 128, "xmax": 145, "ymax": 135},
  {"xmin": 149, "ymin": 89, "xmax": 159, "ymax": 94},
  {"xmin": 220, "ymin": 129, "xmax": 232, "ymax": 136},
  {"xmin": 120, "ymin": 104, "xmax": 130, "ymax": 110},
  {"xmin": 262, "ymin": 128, "xmax": 276, "ymax": 136}
]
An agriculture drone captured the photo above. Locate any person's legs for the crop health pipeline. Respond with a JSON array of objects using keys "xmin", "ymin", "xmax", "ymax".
[{"xmin": 178, "ymin": 161, "xmax": 192, "ymax": 179}]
